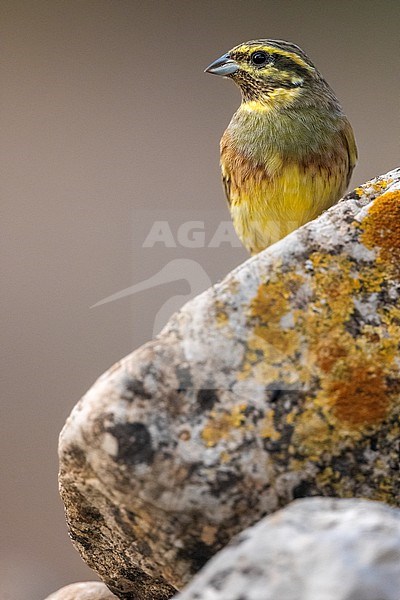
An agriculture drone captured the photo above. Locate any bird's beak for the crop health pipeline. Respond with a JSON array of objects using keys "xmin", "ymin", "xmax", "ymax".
[{"xmin": 204, "ymin": 53, "xmax": 239, "ymax": 77}]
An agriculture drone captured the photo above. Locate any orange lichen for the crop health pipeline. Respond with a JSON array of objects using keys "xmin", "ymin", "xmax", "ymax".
[
  {"xmin": 326, "ymin": 362, "xmax": 388, "ymax": 426},
  {"xmin": 361, "ymin": 190, "xmax": 400, "ymax": 274},
  {"xmin": 315, "ymin": 335, "xmax": 348, "ymax": 373}
]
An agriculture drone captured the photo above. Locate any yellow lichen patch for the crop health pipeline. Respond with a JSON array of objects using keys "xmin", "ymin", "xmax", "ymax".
[
  {"xmin": 241, "ymin": 272, "xmax": 304, "ymax": 382},
  {"xmin": 308, "ymin": 252, "xmax": 360, "ymax": 323},
  {"xmin": 214, "ymin": 299, "xmax": 229, "ymax": 327},
  {"xmin": 201, "ymin": 403, "xmax": 248, "ymax": 448},
  {"xmin": 250, "ymin": 273, "xmax": 293, "ymax": 318},
  {"xmin": 285, "ymin": 410, "xmax": 296, "ymax": 425},
  {"xmin": 371, "ymin": 179, "xmax": 392, "ymax": 193},
  {"xmin": 260, "ymin": 409, "xmax": 281, "ymax": 442},
  {"xmin": 361, "ymin": 190, "xmax": 400, "ymax": 275},
  {"xmin": 379, "ymin": 178, "xmax": 390, "ymax": 187},
  {"xmin": 359, "ymin": 263, "xmax": 387, "ymax": 293},
  {"xmin": 315, "ymin": 467, "xmax": 337, "ymax": 488},
  {"xmin": 291, "ymin": 407, "xmax": 334, "ymax": 458},
  {"xmin": 253, "ymin": 324, "xmax": 299, "ymax": 358},
  {"xmin": 355, "ymin": 178, "xmax": 391, "ymax": 199},
  {"xmin": 382, "ymin": 305, "xmax": 400, "ymax": 341},
  {"xmin": 219, "ymin": 451, "xmax": 230, "ymax": 464},
  {"xmin": 237, "ymin": 356, "xmax": 279, "ymax": 383}
]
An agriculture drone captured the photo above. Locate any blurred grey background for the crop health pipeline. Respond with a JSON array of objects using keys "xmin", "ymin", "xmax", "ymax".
[{"xmin": 1, "ymin": 1, "xmax": 399, "ymax": 598}]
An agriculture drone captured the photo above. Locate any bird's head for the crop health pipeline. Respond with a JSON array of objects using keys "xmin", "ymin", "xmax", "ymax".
[{"xmin": 205, "ymin": 39, "xmax": 331, "ymax": 110}]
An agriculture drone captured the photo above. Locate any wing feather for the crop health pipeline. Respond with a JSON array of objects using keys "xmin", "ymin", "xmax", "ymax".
[
  {"xmin": 221, "ymin": 165, "xmax": 232, "ymax": 206},
  {"xmin": 341, "ymin": 118, "xmax": 358, "ymax": 186}
]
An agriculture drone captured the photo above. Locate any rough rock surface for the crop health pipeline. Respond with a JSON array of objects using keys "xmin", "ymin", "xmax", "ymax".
[
  {"xmin": 44, "ymin": 581, "xmax": 118, "ymax": 599},
  {"xmin": 175, "ymin": 497, "xmax": 400, "ymax": 600},
  {"xmin": 59, "ymin": 167, "xmax": 400, "ymax": 599}
]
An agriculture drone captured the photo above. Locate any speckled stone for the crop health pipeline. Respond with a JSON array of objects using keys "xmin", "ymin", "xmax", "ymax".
[
  {"xmin": 44, "ymin": 581, "xmax": 118, "ymax": 599},
  {"xmin": 59, "ymin": 168, "xmax": 400, "ymax": 599},
  {"xmin": 175, "ymin": 498, "xmax": 400, "ymax": 600}
]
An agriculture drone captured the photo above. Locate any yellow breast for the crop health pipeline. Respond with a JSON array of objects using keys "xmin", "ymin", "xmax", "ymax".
[{"xmin": 220, "ymin": 133, "xmax": 350, "ymax": 255}]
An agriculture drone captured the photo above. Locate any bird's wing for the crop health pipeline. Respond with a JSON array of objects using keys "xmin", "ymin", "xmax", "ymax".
[
  {"xmin": 342, "ymin": 118, "xmax": 358, "ymax": 186},
  {"xmin": 221, "ymin": 162, "xmax": 233, "ymax": 206},
  {"xmin": 220, "ymin": 130, "xmax": 236, "ymax": 207}
]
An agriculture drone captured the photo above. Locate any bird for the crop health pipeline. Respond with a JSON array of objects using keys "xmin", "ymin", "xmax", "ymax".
[{"xmin": 205, "ymin": 39, "xmax": 357, "ymax": 255}]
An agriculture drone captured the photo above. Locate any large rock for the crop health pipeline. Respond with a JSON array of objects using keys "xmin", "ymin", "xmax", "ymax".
[
  {"xmin": 175, "ymin": 497, "xmax": 400, "ymax": 600},
  {"xmin": 59, "ymin": 168, "xmax": 400, "ymax": 599}
]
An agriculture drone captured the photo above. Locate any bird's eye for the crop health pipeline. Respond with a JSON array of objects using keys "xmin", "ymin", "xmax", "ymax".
[{"xmin": 251, "ymin": 51, "xmax": 269, "ymax": 66}]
